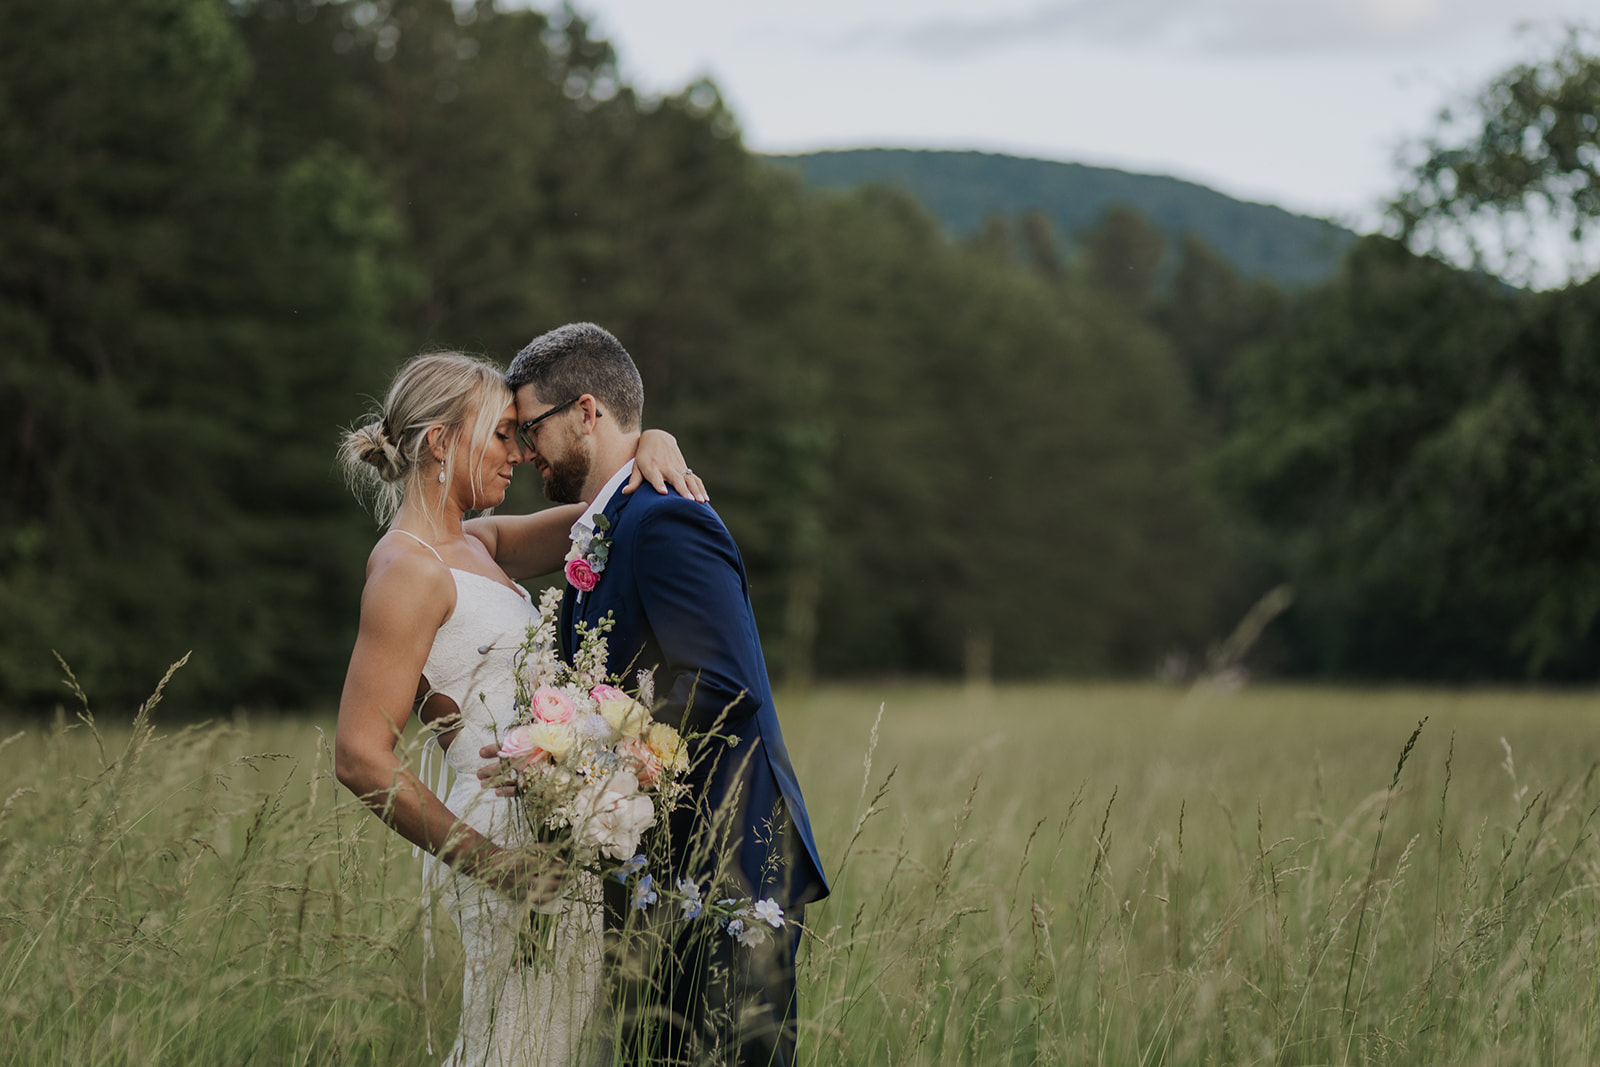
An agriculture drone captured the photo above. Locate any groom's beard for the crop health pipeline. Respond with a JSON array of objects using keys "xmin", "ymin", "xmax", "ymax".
[{"xmin": 540, "ymin": 450, "xmax": 590, "ymax": 505}]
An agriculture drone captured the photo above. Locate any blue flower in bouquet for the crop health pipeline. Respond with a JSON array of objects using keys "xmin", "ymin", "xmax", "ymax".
[
  {"xmin": 631, "ymin": 874, "xmax": 658, "ymax": 910},
  {"xmin": 753, "ymin": 898, "xmax": 784, "ymax": 929},
  {"xmin": 612, "ymin": 854, "xmax": 648, "ymax": 882},
  {"xmin": 676, "ymin": 878, "xmax": 703, "ymax": 919}
]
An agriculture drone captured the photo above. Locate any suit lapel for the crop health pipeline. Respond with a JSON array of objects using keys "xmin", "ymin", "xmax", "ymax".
[
  {"xmin": 597, "ymin": 481, "xmax": 634, "ymax": 543},
  {"xmin": 563, "ymin": 477, "xmax": 639, "ymax": 655}
]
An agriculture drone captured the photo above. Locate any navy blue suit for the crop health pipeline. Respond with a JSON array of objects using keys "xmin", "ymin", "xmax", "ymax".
[{"xmin": 560, "ymin": 477, "xmax": 827, "ymax": 1064}]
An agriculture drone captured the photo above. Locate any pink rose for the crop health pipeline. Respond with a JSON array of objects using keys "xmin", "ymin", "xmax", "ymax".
[
  {"xmin": 565, "ymin": 558, "xmax": 599, "ymax": 592},
  {"xmin": 531, "ymin": 686, "xmax": 576, "ymax": 725},
  {"xmin": 619, "ymin": 735, "xmax": 663, "ymax": 788},
  {"xmin": 590, "ymin": 684, "xmax": 629, "ymax": 702},
  {"xmin": 498, "ymin": 724, "xmax": 548, "ymax": 767}
]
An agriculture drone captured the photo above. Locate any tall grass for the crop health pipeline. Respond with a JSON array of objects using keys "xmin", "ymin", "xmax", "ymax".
[
  {"xmin": 0, "ymin": 662, "xmax": 453, "ymax": 1065},
  {"xmin": 3, "ymin": 674, "xmax": 1598, "ymax": 1065},
  {"xmin": 792, "ymin": 683, "xmax": 1600, "ymax": 1065}
]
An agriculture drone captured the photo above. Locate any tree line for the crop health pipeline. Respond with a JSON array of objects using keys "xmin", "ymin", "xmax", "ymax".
[{"xmin": 2, "ymin": 1, "xmax": 1597, "ymax": 711}]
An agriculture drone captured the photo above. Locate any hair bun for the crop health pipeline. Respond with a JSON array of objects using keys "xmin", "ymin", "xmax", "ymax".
[{"xmin": 346, "ymin": 420, "xmax": 406, "ymax": 482}]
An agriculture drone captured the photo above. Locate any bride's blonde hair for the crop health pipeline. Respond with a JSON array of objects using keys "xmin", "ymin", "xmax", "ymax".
[{"xmin": 339, "ymin": 351, "xmax": 511, "ymax": 525}]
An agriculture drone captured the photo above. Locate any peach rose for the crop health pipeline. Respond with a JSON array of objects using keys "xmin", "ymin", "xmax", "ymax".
[
  {"xmin": 498, "ymin": 723, "xmax": 546, "ymax": 766},
  {"xmin": 531, "ymin": 686, "xmax": 576, "ymax": 725},
  {"xmin": 620, "ymin": 736, "xmax": 663, "ymax": 788}
]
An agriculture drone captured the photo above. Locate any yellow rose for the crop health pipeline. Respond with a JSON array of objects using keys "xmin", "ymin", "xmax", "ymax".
[
  {"xmin": 527, "ymin": 722, "xmax": 578, "ymax": 762},
  {"xmin": 645, "ymin": 722, "xmax": 689, "ymax": 773},
  {"xmin": 598, "ymin": 694, "xmax": 648, "ymax": 737}
]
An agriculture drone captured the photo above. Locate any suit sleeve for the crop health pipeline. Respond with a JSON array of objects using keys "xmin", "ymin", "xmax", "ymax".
[{"xmin": 629, "ymin": 498, "xmax": 768, "ymax": 737}]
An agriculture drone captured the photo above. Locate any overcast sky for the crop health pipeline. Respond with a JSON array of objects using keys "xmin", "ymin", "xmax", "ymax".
[{"xmin": 547, "ymin": 0, "xmax": 1592, "ymax": 233}]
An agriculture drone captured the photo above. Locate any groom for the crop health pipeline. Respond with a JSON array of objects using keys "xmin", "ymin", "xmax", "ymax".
[{"xmin": 488, "ymin": 322, "xmax": 828, "ymax": 1065}]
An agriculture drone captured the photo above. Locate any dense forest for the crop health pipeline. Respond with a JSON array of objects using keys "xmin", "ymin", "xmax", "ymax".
[{"xmin": 3, "ymin": 2, "xmax": 1598, "ymax": 712}]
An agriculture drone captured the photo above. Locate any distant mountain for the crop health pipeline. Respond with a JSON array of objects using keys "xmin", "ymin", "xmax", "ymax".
[{"xmin": 769, "ymin": 149, "xmax": 1361, "ymax": 289}]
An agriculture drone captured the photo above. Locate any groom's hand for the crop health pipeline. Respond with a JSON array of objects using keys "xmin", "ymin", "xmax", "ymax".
[{"xmin": 477, "ymin": 742, "xmax": 520, "ymax": 797}]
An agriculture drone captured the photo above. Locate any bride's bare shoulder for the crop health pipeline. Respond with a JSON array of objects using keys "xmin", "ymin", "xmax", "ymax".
[{"xmin": 363, "ymin": 533, "xmax": 455, "ymax": 606}]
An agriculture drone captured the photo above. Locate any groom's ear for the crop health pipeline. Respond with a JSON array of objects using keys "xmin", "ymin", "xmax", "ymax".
[{"xmin": 576, "ymin": 394, "xmax": 602, "ymax": 434}]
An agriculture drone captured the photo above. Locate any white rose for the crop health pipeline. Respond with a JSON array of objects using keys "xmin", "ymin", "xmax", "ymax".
[{"xmin": 570, "ymin": 771, "xmax": 656, "ymax": 860}]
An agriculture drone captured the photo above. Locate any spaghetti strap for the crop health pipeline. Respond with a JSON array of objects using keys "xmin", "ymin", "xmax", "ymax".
[{"xmin": 391, "ymin": 529, "xmax": 446, "ymax": 564}]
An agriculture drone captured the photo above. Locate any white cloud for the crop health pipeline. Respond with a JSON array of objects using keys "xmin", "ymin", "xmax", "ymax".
[
  {"xmin": 842, "ymin": 0, "xmax": 1595, "ymax": 59},
  {"xmin": 522, "ymin": 0, "xmax": 1595, "ymax": 229}
]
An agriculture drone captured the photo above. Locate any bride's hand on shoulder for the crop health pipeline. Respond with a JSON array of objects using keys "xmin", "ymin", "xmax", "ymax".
[{"xmin": 627, "ymin": 429, "xmax": 709, "ymax": 502}]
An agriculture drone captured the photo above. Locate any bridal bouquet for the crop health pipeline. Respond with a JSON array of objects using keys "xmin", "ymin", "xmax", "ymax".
[
  {"xmin": 496, "ymin": 589, "xmax": 791, "ymax": 967},
  {"xmin": 498, "ymin": 588, "xmax": 690, "ymax": 864}
]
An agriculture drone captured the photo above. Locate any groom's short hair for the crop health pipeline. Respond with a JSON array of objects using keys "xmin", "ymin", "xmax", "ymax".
[{"xmin": 507, "ymin": 322, "xmax": 644, "ymax": 431}]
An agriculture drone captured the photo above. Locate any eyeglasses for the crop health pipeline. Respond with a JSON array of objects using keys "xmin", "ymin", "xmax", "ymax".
[{"xmin": 515, "ymin": 396, "xmax": 579, "ymax": 451}]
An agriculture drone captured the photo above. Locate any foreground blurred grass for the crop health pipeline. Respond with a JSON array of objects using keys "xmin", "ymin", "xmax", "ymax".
[{"xmin": 3, "ymin": 675, "xmax": 1599, "ymax": 1064}]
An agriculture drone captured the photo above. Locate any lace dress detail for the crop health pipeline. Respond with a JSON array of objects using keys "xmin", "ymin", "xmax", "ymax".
[{"xmin": 399, "ymin": 537, "xmax": 603, "ymax": 1067}]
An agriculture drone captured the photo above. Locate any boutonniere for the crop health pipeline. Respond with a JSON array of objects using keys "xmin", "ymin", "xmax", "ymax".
[{"xmin": 564, "ymin": 513, "xmax": 612, "ymax": 594}]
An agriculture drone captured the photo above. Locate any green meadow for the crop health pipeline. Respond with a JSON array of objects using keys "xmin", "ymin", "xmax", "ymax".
[{"xmin": 4, "ymin": 677, "xmax": 1599, "ymax": 1065}]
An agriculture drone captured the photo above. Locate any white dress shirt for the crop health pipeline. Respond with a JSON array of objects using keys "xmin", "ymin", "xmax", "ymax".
[{"xmin": 569, "ymin": 458, "xmax": 635, "ymax": 544}]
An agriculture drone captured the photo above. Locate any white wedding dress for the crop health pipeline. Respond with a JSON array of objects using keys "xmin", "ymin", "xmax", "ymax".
[{"xmin": 403, "ymin": 534, "xmax": 605, "ymax": 1067}]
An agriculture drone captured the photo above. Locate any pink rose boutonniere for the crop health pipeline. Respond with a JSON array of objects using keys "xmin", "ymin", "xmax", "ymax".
[
  {"xmin": 565, "ymin": 558, "xmax": 599, "ymax": 592},
  {"xmin": 564, "ymin": 513, "xmax": 612, "ymax": 596}
]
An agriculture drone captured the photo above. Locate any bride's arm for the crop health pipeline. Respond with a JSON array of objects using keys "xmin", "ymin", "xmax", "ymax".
[
  {"xmin": 467, "ymin": 429, "xmax": 707, "ymax": 579},
  {"xmin": 333, "ymin": 549, "xmax": 559, "ymax": 897},
  {"xmin": 623, "ymin": 429, "xmax": 709, "ymax": 501},
  {"xmin": 466, "ymin": 504, "xmax": 584, "ymax": 582}
]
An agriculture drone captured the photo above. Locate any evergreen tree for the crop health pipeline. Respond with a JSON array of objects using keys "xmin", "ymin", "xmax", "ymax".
[
  {"xmin": 0, "ymin": 0, "xmax": 401, "ymax": 708},
  {"xmin": 1082, "ymin": 206, "xmax": 1166, "ymax": 310},
  {"xmin": 1157, "ymin": 234, "xmax": 1286, "ymax": 427}
]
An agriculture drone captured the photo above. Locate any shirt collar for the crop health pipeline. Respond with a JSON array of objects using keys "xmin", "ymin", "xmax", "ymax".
[{"xmin": 570, "ymin": 459, "xmax": 635, "ymax": 541}]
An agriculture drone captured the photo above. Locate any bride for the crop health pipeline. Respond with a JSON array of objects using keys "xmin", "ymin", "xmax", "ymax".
[{"xmin": 333, "ymin": 351, "xmax": 703, "ymax": 1066}]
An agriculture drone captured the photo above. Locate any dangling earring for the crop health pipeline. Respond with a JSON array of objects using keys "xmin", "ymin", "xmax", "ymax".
[{"xmin": 438, "ymin": 465, "xmax": 446, "ymax": 484}]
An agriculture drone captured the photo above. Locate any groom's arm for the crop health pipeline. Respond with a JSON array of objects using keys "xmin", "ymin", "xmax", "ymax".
[{"xmin": 631, "ymin": 498, "xmax": 769, "ymax": 737}]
